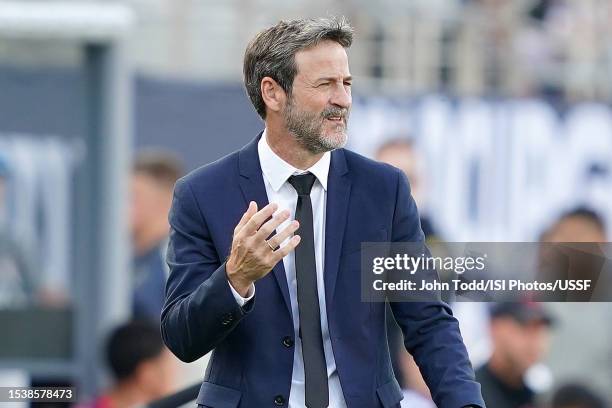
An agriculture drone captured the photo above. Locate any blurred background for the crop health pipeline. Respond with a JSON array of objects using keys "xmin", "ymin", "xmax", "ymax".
[{"xmin": 0, "ymin": 0, "xmax": 611, "ymax": 407}]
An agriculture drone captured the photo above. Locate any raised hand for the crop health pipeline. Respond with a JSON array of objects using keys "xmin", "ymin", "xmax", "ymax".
[{"xmin": 226, "ymin": 201, "xmax": 300, "ymax": 296}]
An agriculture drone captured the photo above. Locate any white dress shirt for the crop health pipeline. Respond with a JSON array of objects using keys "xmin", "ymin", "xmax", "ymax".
[{"xmin": 229, "ymin": 130, "xmax": 347, "ymax": 407}]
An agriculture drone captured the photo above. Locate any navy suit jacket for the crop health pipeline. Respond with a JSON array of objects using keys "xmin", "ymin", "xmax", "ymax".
[{"xmin": 161, "ymin": 134, "xmax": 485, "ymax": 408}]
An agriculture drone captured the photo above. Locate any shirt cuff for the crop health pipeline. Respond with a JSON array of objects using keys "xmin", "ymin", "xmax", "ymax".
[{"xmin": 229, "ymin": 281, "xmax": 255, "ymax": 307}]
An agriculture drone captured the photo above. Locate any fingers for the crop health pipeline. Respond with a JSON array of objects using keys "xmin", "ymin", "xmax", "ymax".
[
  {"xmin": 272, "ymin": 235, "xmax": 301, "ymax": 261},
  {"xmin": 240, "ymin": 202, "xmax": 278, "ymax": 236},
  {"xmin": 266, "ymin": 220, "xmax": 299, "ymax": 249},
  {"xmin": 234, "ymin": 201, "xmax": 258, "ymax": 235},
  {"xmin": 256, "ymin": 209, "xmax": 291, "ymax": 241}
]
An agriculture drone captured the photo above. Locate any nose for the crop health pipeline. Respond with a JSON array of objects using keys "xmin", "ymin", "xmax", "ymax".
[{"xmin": 329, "ymin": 82, "xmax": 351, "ymax": 110}]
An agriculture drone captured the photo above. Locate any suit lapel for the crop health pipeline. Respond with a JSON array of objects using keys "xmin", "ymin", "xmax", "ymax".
[
  {"xmin": 238, "ymin": 133, "xmax": 293, "ymax": 316},
  {"xmin": 324, "ymin": 149, "xmax": 351, "ymax": 305}
]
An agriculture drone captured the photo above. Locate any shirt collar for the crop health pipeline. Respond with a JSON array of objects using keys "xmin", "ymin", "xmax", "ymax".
[{"xmin": 258, "ymin": 129, "xmax": 330, "ymax": 192}]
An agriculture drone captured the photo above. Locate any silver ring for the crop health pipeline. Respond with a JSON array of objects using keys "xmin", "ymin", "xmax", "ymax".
[{"xmin": 266, "ymin": 240, "xmax": 277, "ymax": 251}]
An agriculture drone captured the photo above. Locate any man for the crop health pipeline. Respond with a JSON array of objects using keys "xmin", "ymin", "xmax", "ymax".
[
  {"xmin": 539, "ymin": 207, "xmax": 612, "ymax": 400},
  {"xmin": 476, "ymin": 303, "xmax": 554, "ymax": 408},
  {"xmin": 80, "ymin": 320, "xmax": 177, "ymax": 408},
  {"xmin": 375, "ymin": 138, "xmax": 438, "ymax": 408},
  {"xmin": 131, "ymin": 151, "xmax": 183, "ymax": 320},
  {"xmin": 162, "ymin": 17, "xmax": 484, "ymax": 408}
]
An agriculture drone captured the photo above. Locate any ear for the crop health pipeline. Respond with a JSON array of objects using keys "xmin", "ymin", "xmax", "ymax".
[{"xmin": 260, "ymin": 76, "xmax": 286, "ymax": 115}]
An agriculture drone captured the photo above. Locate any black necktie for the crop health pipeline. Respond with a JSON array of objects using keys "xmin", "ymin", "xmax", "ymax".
[{"xmin": 288, "ymin": 173, "xmax": 329, "ymax": 408}]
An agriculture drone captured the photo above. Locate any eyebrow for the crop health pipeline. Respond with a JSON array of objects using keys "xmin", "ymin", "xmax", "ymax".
[{"xmin": 316, "ymin": 76, "xmax": 353, "ymax": 83}]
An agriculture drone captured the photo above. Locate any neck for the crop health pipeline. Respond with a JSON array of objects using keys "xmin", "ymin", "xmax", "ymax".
[
  {"xmin": 265, "ymin": 121, "xmax": 323, "ymax": 170},
  {"xmin": 133, "ymin": 220, "xmax": 168, "ymax": 256},
  {"xmin": 488, "ymin": 351, "xmax": 524, "ymax": 388},
  {"xmin": 106, "ymin": 381, "xmax": 146, "ymax": 408}
]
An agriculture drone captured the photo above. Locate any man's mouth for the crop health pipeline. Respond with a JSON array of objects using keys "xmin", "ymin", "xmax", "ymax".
[{"xmin": 326, "ymin": 116, "xmax": 343, "ymax": 122}]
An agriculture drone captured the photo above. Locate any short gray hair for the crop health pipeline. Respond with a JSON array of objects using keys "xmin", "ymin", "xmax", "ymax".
[{"xmin": 243, "ymin": 17, "xmax": 354, "ymax": 119}]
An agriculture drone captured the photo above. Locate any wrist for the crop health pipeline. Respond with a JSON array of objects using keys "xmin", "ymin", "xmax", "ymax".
[
  {"xmin": 229, "ymin": 278, "xmax": 252, "ymax": 297},
  {"xmin": 226, "ymin": 263, "xmax": 252, "ymax": 297}
]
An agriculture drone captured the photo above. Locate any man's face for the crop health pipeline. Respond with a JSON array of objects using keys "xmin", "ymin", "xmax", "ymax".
[
  {"xmin": 545, "ymin": 216, "xmax": 607, "ymax": 243},
  {"xmin": 492, "ymin": 317, "xmax": 551, "ymax": 375},
  {"xmin": 283, "ymin": 40, "xmax": 352, "ymax": 154},
  {"xmin": 376, "ymin": 145, "xmax": 417, "ymax": 180},
  {"xmin": 376, "ymin": 144, "xmax": 424, "ymax": 207},
  {"xmin": 130, "ymin": 173, "xmax": 172, "ymax": 235}
]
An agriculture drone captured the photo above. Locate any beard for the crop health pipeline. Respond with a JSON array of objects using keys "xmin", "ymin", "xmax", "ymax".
[{"xmin": 283, "ymin": 96, "xmax": 350, "ymax": 154}]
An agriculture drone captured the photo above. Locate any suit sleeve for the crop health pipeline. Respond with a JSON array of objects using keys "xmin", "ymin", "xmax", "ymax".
[
  {"xmin": 388, "ymin": 170, "xmax": 486, "ymax": 408},
  {"xmin": 160, "ymin": 178, "xmax": 254, "ymax": 363}
]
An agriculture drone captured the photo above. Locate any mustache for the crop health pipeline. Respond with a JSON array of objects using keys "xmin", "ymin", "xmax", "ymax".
[{"xmin": 321, "ymin": 106, "xmax": 349, "ymax": 120}]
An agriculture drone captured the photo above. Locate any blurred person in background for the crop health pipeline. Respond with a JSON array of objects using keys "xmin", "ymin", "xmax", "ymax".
[
  {"xmin": 375, "ymin": 138, "xmax": 491, "ymax": 407},
  {"xmin": 550, "ymin": 383, "xmax": 609, "ymax": 408},
  {"xmin": 80, "ymin": 320, "xmax": 177, "ymax": 408},
  {"xmin": 130, "ymin": 151, "xmax": 183, "ymax": 321},
  {"xmin": 538, "ymin": 208, "xmax": 611, "ymax": 402},
  {"xmin": 376, "ymin": 138, "xmax": 439, "ymax": 408},
  {"xmin": 476, "ymin": 302, "xmax": 554, "ymax": 408},
  {"xmin": 375, "ymin": 138, "xmax": 438, "ymax": 240}
]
